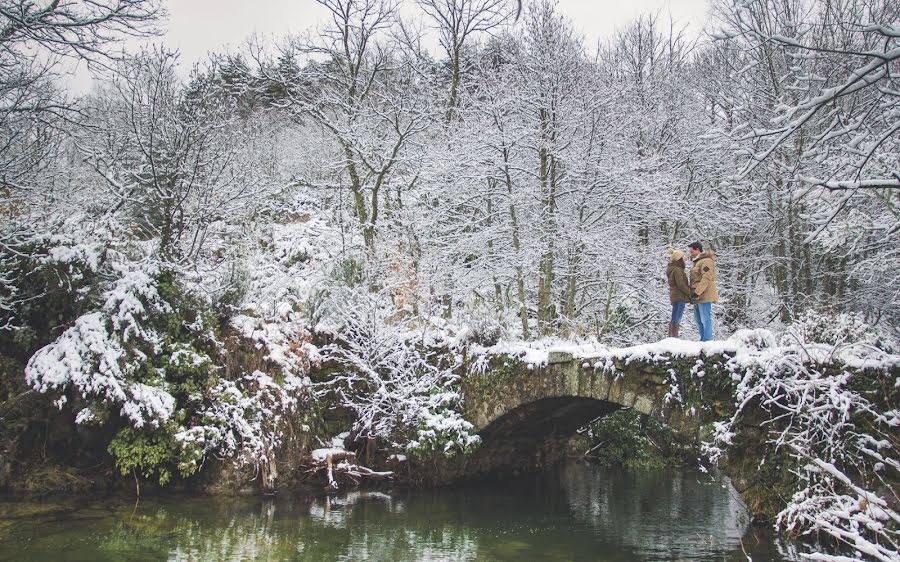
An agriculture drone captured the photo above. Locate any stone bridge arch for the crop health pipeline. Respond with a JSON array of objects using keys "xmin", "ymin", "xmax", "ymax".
[{"xmin": 458, "ymin": 349, "xmax": 735, "ymax": 478}]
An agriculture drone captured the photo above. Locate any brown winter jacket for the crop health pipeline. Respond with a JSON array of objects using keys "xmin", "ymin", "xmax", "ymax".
[
  {"xmin": 689, "ymin": 251, "xmax": 718, "ymax": 303},
  {"xmin": 666, "ymin": 259, "xmax": 691, "ymax": 304}
]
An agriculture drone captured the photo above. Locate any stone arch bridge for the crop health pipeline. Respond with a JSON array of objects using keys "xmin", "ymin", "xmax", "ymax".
[{"xmin": 457, "ymin": 341, "xmax": 740, "ymax": 477}]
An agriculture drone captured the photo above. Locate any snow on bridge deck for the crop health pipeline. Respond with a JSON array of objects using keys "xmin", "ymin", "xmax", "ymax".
[{"xmin": 468, "ymin": 329, "xmax": 899, "ymax": 373}]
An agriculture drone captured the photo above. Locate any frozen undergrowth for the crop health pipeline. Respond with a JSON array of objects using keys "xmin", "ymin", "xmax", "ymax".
[
  {"xmin": 172, "ymin": 211, "xmax": 339, "ymax": 483},
  {"xmin": 21, "ymin": 208, "xmax": 333, "ymax": 486},
  {"xmin": 704, "ymin": 338, "xmax": 899, "ymax": 562},
  {"xmin": 175, "ymin": 369, "xmax": 309, "ymax": 482},
  {"xmin": 321, "ymin": 290, "xmax": 480, "ymax": 458}
]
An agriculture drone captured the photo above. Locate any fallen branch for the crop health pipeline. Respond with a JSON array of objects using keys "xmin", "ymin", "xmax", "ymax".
[{"xmin": 306, "ymin": 449, "xmax": 393, "ymax": 490}]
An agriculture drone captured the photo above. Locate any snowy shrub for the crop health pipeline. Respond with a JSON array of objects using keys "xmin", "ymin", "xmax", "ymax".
[
  {"xmin": 22, "ymin": 257, "xmax": 242, "ymax": 485},
  {"xmin": 406, "ymin": 391, "xmax": 481, "ymax": 458},
  {"xmin": 704, "ymin": 335, "xmax": 900, "ymax": 562},
  {"xmin": 231, "ymin": 312, "xmax": 319, "ymax": 379},
  {"xmin": 783, "ymin": 309, "xmax": 897, "ymax": 353},
  {"xmin": 25, "ymin": 261, "xmax": 178, "ymax": 429},
  {"xmin": 323, "ymin": 290, "xmax": 480, "ymax": 457},
  {"xmin": 0, "ymin": 222, "xmax": 105, "ymax": 338},
  {"xmin": 175, "ymin": 369, "xmax": 310, "ymax": 489},
  {"xmin": 235, "ymin": 213, "xmax": 342, "ymax": 321}
]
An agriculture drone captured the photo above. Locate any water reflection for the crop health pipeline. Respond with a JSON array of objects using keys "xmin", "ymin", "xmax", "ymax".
[
  {"xmin": 562, "ymin": 464, "xmax": 749, "ymax": 560},
  {"xmin": 0, "ymin": 463, "xmax": 798, "ymax": 561}
]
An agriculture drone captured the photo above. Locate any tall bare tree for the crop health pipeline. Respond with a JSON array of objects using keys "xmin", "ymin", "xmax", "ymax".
[
  {"xmin": 416, "ymin": 0, "xmax": 512, "ymax": 120},
  {"xmin": 264, "ymin": 0, "xmax": 432, "ymax": 254}
]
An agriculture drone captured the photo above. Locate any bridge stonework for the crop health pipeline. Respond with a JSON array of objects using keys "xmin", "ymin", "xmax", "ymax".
[{"xmin": 457, "ymin": 349, "xmax": 736, "ymax": 478}]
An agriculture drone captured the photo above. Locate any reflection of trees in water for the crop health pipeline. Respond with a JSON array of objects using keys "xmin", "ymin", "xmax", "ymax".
[
  {"xmin": 166, "ymin": 501, "xmax": 286, "ymax": 561},
  {"xmin": 307, "ymin": 491, "xmax": 478, "ymax": 561},
  {"xmin": 560, "ymin": 463, "xmax": 749, "ymax": 560},
  {"xmin": 97, "ymin": 491, "xmax": 478, "ymax": 561},
  {"xmin": 2, "ymin": 467, "xmax": 803, "ymax": 561},
  {"xmin": 309, "ymin": 491, "xmax": 477, "ymax": 560}
]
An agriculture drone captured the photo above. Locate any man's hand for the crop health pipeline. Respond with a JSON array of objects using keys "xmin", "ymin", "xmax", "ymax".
[{"xmin": 691, "ymin": 293, "xmax": 699, "ymax": 301}]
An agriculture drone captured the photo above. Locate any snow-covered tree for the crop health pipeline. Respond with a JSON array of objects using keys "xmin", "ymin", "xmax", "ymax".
[{"xmin": 79, "ymin": 48, "xmax": 279, "ymax": 264}]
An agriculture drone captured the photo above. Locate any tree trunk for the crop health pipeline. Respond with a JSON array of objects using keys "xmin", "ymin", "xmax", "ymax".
[
  {"xmin": 536, "ymin": 121, "xmax": 558, "ymax": 335},
  {"xmin": 502, "ymin": 149, "xmax": 529, "ymax": 339}
]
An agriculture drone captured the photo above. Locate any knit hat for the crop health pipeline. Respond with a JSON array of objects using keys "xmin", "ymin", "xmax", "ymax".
[{"xmin": 667, "ymin": 248, "xmax": 684, "ymax": 262}]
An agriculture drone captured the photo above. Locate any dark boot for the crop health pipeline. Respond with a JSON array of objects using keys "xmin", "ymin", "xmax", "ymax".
[{"xmin": 671, "ymin": 323, "xmax": 680, "ymax": 338}]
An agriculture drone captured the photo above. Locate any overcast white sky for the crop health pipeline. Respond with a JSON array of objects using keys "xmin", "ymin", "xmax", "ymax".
[
  {"xmin": 164, "ymin": 0, "xmax": 712, "ymax": 59},
  {"xmin": 69, "ymin": 0, "xmax": 712, "ymax": 89}
]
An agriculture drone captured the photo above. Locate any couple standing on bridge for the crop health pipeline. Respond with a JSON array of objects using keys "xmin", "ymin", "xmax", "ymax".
[{"xmin": 666, "ymin": 241, "xmax": 718, "ymax": 341}]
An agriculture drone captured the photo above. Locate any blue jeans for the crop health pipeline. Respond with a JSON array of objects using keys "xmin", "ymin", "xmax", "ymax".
[
  {"xmin": 670, "ymin": 301, "xmax": 687, "ymax": 323},
  {"xmin": 694, "ymin": 302, "xmax": 713, "ymax": 341}
]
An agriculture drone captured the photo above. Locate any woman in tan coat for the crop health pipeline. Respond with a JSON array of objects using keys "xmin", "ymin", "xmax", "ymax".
[{"xmin": 666, "ymin": 249, "xmax": 691, "ymax": 338}]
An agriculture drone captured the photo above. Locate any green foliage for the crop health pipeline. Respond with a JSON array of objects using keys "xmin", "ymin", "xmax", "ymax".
[
  {"xmin": 101, "ymin": 272, "xmax": 223, "ymax": 486},
  {"xmin": 0, "ymin": 237, "xmax": 100, "ymax": 359},
  {"xmin": 586, "ymin": 410, "xmax": 660, "ymax": 468},
  {"xmin": 160, "ymin": 342, "xmax": 215, "ymax": 398},
  {"xmin": 585, "ymin": 409, "xmax": 694, "ymax": 469},
  {"xmin": 153, "ymin": 270, "xmax": 218, "ymax": 400},
  {"xmin": 108, "ymin": 426, "xmax": 194, "ymax": 486}
]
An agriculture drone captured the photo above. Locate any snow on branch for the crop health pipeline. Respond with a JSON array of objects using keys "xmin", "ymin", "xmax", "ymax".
[
  {"xmin": 25, "ymin": 259, "xmax": 177, "ymax": 429},
  {"xmin": 175, "ymin": 370, "xmax": 309, "ymax": 485},
  {"xmin": 713, "ymin": 3, "xmax": 899, "ymax": 247},
  {"xmin": 801, "ymin": 177, "xmax": 900, "ymax": 191},
  {"xmin": 0, "ymin": 0, "xmax": 164, "ymax": 60},
  {"xmin": 321, "ymin": 289, "xmax": 480, "ymax": 457},
  {"xmin": 702, "ymin": 319, "xmax": 899, "ymax": 562}
]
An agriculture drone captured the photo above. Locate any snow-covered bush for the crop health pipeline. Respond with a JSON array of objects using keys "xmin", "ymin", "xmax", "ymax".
[
  {"xmin": 705, "ymin": 328, "xmax": 900, "ymax": 562},
  {"xmin": 783, "ymin": 309, "xmax": 897, "ymax": 353},
  {"xmin": 406, "ymin": 391, "xmax": 481, "ymax": 458},
  {"xmin": 322, "ymin": 290, "xmax": 480, "ymax": 457},
  {"xmin": 26, "ymin": 260, "xmax": 179, "ymax": 429},
  {"xmin": 176, "ymin": 369, "xmax": 310, "ymax": 490},
  {"xmin": 0, "ymin": 220, "xmax": 106, "ymax": 338},
  {"xmin": 22, "ymin": 254, "xmax": 229, "ymax": 484}
]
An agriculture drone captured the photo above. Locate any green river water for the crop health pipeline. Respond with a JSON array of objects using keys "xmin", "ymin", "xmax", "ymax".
[{"xmin": 0, "ymin": 462, "xmax": 801, "ymax": 561}]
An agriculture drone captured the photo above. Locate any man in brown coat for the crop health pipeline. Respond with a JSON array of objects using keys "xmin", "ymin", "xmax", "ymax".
[{"xmin": 688, "ymin": 242, "xmax": 717, "ymax": 341}]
